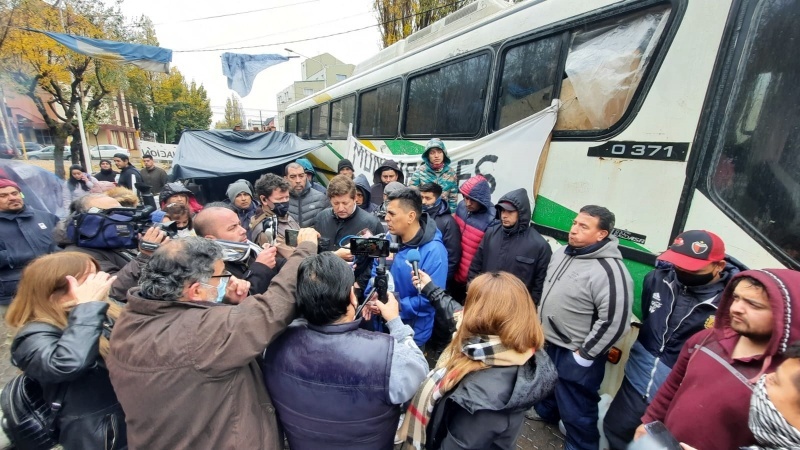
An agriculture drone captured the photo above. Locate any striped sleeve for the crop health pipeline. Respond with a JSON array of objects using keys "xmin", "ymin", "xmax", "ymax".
[{"xmin": 579, "ymin": 258, "xmax": 633, "ymax": 359}]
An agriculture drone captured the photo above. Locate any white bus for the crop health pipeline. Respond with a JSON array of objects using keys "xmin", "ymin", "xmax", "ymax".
[{"xmin": 283, "ymin": 0, "xmax": 800, "ymax": 312}]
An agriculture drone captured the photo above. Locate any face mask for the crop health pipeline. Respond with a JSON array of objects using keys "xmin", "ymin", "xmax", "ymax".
[
  {"xmin": 749, "ymin": 375, "xmax": 800, "ymax": 447},
  {"xmin": 214, "ymin": 277, "xmax": 229, "ymax": 303},
  {"xmin": 675, "ymin": 269, "xmax": 716, "ymax": 286},
  {"xmin": 423, "ymin": 198, "xmax": 441, "ymax": 215},
  {"xmin": 273, "ymin": 201, "xmax": 289, "ymax": 217}
]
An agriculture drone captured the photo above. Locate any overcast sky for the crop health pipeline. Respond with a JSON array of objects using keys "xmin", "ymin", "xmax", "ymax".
[{"xmin": 119, "ymin": 0, "xmax": 383, "ymax": 126}]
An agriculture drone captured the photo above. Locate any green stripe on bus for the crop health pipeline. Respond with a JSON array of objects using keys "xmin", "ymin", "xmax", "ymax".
[
  {"xmin": 324, "ymin": 142, "xmax": 344, "ymax": 159},
  {"xmin": 383, "ymin": 140, "xmax": 425, "ymax": 155}
]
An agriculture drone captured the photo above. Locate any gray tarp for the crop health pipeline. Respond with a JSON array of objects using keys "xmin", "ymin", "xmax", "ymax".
[{"xmin": 171, "ymin": 130, "xmax": 324, "ymax": 179}]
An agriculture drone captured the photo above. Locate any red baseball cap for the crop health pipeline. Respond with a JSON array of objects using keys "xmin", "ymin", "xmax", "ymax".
[{"xmin": 658, "ymin": 230, "xmax": 726, "ymax": 271}]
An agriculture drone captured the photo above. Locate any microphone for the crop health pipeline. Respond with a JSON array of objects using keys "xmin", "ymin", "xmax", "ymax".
[{"xmin": 407, "ymin": 249, "xmax": 422, "ymax": 294}]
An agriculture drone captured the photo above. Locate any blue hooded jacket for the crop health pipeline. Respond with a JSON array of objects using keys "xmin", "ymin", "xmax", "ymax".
[{"xmin": 369, "ymin": 215, "xmax": 448, "ymax": 346}]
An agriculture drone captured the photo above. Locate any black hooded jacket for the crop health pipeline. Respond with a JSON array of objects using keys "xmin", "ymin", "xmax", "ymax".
[
  {"xmin": 370, "ymin": 160, "xmax": 404, "ymax": 203},
  {"xmin": 468, "ymin": 188, "xmax": 552, "ymax": 303},
  {"xmin": 425, "ymin": 199, "xmax": 461, "ymax": 282},
  {"xmin": 354, "ymin": 174, "xmax": 375, "ymax": 213}
]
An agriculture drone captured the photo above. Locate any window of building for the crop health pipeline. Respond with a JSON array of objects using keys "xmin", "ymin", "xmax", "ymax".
[
  {"xmin": 285, "ymin": 114, "xmax": 297, "ymax": 134},
  {"xmin": 405, "ymin": 53, "xmax": 491, "ymax": 137},
  {"xmin": 330, "ymin": 95, "xmax": 355, "ymax": 138},
  {"xmin": 707, "ymin": 0, "xmax": 800, "ymax": 263},
  {"xmin": 303, "ymin": 88, "xmax": 314, "ymax": 96},
  {"xmin": 357, "ymin": 80, "xmax": 401, "ymax": 138},
  {"xmin": 296, "ymin": 109, "xmax": 310, "ymax": 139},
  {"xmin": 310, "ymin": 104, "xmax": 329, "ymax": 139},
  {"xmin": 336, "ymin": 74, "xmax": 347, "ymax": 82},
  {"xmin": 494, "ymin": 35, "xmax": 564, "ymax": 130}
]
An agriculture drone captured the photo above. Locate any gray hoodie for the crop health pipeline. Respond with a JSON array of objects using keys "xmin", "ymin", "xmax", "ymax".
[{"xmin": 538, "ymin": 237, "xmax": 633, "ymax": 360}]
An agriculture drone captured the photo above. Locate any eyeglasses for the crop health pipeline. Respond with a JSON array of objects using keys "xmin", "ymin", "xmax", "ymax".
[{"xmin": 210, "ymin": 271, "xmax": 232, "ymax": 282}]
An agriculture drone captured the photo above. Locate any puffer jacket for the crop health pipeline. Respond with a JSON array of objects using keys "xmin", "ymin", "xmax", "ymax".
[
  {"xmin": 288, "ymin": 183, "xmax": 328, "ymax": 228},
  {"xmin": 468, "ymin": 188, "xmax": 552, "ymax": 302},
  {"xmin": 0, "ymin": 207, "xmax": 58, "ymax": 305},
  {"xmin": 453, "ymin": 175, "xmax": 496, "ymax": 284},
  {"xmin": 626, "ymin": 258, "xmax": 745, "ymax": 400},
  {"xmin": 370, "ymin": 160, "xmax": 404, "ymax": 203},
  {"xmin": 11, "ymin": 302, "xmax": 127, "ymax": 449},
  {"xmin": 427, "ymin": 351, "xmax": 557, "ymax": 450},
  {"xmin": 159, "ymin": 182, "xmax": 203, "ymax": 214},
  {"xmin": 354, "ymin": 174, "xmax": 375, "ymax": 212},
  {"xmin": 407, "ymin": 148, "xmax": 458, "ymax": 213}
]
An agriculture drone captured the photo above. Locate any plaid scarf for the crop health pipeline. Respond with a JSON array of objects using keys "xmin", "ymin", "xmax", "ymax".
[
  {"xmin": 398, "ymin": 335, "xmax": 534, "ymax": 450},
  {"xmin": 743, "ymin": 376, "xmax": 800, "ymax": 449}
]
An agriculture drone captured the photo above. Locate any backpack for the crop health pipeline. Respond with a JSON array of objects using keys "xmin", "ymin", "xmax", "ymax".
[{"xmin": 67, "ymin": 208, "xmax": 141, "ymax": 249}]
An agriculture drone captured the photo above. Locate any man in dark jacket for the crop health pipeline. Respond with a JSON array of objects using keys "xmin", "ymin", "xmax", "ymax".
[
  {"xmin": 337, "ymin": 158, "xmax": 354, "ymax": 179},
  {"xmin": 296, "ymin": 157, "xmax": 326, "ymax": 194},
  {"xmin": 113, "ymin": 153, "xmax": 142, "ymax": 191},
  {"xmin": 419, "ymin": 182, "xmax": 461, "ymax": 284},
  {"xmin": 194, "ymin": 206, "xmax": 279, "ymax": 295},
  {"xmin": 468, "ymin": 188, "xmax": 551, "ymax": 302},
  {"xmin": 0, "ymin": 178, "xmax": 58, "ymax": 310},
  {"xmin": 225, "ymin": 179, "xmax": 258, "ymax": 229},
  {"xmin": 262, "ymin": 252, "xmax": 428, "ymax": 450},
  {"xmin": 140, "ymin": 154, "xmax": 168, "ymax": 195},
  {"xmin": 107, "ymin": 233, "xmax": 318, "ymax": 450},
  {"xmin": 370, "ymin": 160, "xmax": 404, "ymax": 204},
  {"xmin": 604, "ymin": 230, "xmax": 743, "ymax": 449},
  {"xmin": 314, "ymin": 175, "xmax": 383, "ymax": 288},
  {"xmin": 354, "ymin": 173, "xmax": 374, "ymax": 213},
  {"xmin": 286, "ymin": 162, "xmax": 327, "ymax": 228},
  {"xmin": 93, "ymin": 159, "xmax": 117, "ymax": 183}
]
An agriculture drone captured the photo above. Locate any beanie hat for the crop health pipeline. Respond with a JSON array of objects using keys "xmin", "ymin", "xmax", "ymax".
[
  {"xmin": 226, "ymin": 179, "xmax": 253, "ymax": 203},
  {"xmin": 0, "ymin": 178, "xmax": 19, "ymax": 190},
  {"xmin": 337, "ymin": 159, "xmax": 354, "ymax": 172}
]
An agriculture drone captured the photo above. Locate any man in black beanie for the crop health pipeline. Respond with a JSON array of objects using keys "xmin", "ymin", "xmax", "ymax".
[{"xmin": 337, "ymin": 159, "xmax": 354, "ymax": 179}]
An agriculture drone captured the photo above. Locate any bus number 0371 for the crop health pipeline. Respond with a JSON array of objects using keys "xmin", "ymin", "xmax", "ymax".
[{"xmin": 587, "ymin": 141, "xmax": 690, "ymax": 162}]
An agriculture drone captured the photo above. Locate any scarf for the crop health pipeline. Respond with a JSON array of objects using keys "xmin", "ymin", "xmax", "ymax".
[
  {"xmin": 743, "ymin": 376, "xmax": 800, "ymax": 449},
  {"xmin": 398, "ymin": 335, "xmax": 533, "ymax": 449},
  {"xmin": 429, "ymin": 162, "xmax": 445, "ymax": 171}
]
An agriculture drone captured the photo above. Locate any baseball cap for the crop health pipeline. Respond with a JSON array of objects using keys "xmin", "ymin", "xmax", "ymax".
[
  {"xmin": 496, "ymin": 201, "xmax": 516, "ymax": 211},
  {"xmin": 658, "ymin": 230, "xmax": 726, "ymax": 271}
]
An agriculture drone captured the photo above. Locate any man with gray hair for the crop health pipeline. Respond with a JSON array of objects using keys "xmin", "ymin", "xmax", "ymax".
[
  {"xmin": 107, "ymin": 230, "xmax": 319, "ymax": 449},
  {"xmin": 286, "ymin": 162, "xmax": 327, "ymax": 228}
]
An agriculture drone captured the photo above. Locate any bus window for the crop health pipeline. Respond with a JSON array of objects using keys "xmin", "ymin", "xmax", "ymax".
[
  {"xmin": 405, "ymin": 53, "xmax": 491, "ymax": 137},
  {"xmin": 708, "ymin": 0, "xmax": 800, "ymax": 262},
  {"xmin": 285, "ymin": 114, "xmax": 297, "ymax": 134},
  {"xmin": 297, "ymin": 109, "xmax": 310, "ymax": 139},
  {"xmin": 494, "ymin": 35, "xmax": 563, "ymax": 131},
  {"xmin": 330, "ymin": 95, "xmax": 355, "ymax": 138},
  {"xmin": 556, "ymin": 5, "xmax": 670, "ymax": 131},
  {"xmin": 357, "ymin": 80, "xmax": 401, "ymax": 138},
  {"xmin": 310, "ymin": 104, "xmax": 329, "ymax": 139}
]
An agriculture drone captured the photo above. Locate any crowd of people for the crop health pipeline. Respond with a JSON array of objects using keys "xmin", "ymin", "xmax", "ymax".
[{"xmin": 0, "ymin": 138, "xmax": 799, "ymax": 450}]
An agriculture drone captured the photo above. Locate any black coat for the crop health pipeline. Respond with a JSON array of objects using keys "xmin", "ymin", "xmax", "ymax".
[
  {"xmin": 117, "ymin": 165, "xmax": 142, "ymax": 191},
  {"xmin": 426, "ymin": 201, "xmax": 461, "ymax": 282},
  {"xmin": 314, "ymin": 206, "xmax": 384, "ymax": 287},
  {"xmin": 468, "ymin": 188, "xmax": 552, "ymax": 303},
  {"xmin": 11, "ymin": 302, "xmax": 127, "ymax": 449}
]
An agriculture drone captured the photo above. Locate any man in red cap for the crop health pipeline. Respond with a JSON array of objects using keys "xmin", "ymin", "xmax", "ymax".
[
  {"xmin": 604, "ymin": 230, "xmax": 746, "ymax": 449},
  {"xmin": 0, "ymin": 178, "xmax": 58, "ymax": 312}
]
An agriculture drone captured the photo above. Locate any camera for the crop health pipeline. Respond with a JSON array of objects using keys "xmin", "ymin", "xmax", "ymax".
[{"xmin": 349, "ymin": 237, "xmax": 399, "ymax": 258}]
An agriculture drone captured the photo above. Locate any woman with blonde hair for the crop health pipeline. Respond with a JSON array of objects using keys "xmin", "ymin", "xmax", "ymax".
[
  {"xmin": 7, "ymin": 252, "xmax": 127, "ymax": 449},
  {"xmin": 399, "ymin": 271, "xmax": 557, "ymax": 449}
]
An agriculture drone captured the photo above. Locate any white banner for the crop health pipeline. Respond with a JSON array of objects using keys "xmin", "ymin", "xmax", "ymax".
[
  {"xmin": 346, "ymin": 101, "xmax": 559, "ymax": 206},
  {"xmin": 139, "ymin": 141, "xmax": 177, "ymax": 162}
]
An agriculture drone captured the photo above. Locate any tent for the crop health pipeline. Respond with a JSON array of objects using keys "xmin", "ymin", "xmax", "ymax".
[
  {"xmin": 171, "ymin": 130, "xmax": 324, "ymax": 202},
  {"xmin": 0, "ymin": 160, "xmax": 66, "ymax": 217},
  {"xmin": 172, "ymin": 130, "xmax": 323, "ymax": 179}
]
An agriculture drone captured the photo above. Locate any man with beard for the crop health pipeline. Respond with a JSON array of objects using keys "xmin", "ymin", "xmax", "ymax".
[
  {"xmin": 113, "ymin": 153, "xmax": 142, "ymax": 191},
  {"xmin": 634, "ymin": 269, "xmax": 800, "ymax": 450},
  {"xmin": 194, "ymin": 206, "xmax": 279, "ymax": 295},
  {"xmin": 140, "ymin": 154, "xmax": 168, "ymax": 195},
  {"xmin": 286, "ymin": 163, "xmax": 327, "ymax": 228},
  {"xmin": 0, "ymin": 179, "xmax": 58, "ymax": 313}
]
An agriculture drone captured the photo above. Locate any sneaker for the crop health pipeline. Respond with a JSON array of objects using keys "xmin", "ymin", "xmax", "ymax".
[
  {"xmin": 558, "ymin": 419, "xmax": 567, "ymax": 436},
  {"xmin": 524, "ymin": 407, "xmax": 545, "ymax": 421}
]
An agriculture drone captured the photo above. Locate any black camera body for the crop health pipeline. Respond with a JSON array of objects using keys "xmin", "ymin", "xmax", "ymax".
[{"xmin": 349, "ymin": 237, "xmax": 400, "ymax": 258}]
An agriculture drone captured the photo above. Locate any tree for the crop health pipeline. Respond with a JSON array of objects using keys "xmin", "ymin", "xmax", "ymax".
[
  {"xmin": 373, "ymin": 0, "xmax": 470, "ymax": 48},
  {"xmin": 214, "ymin": 94, "xmax": 245, "ymax": 129},
  {"xmin": 0, "ymin": 0, "xmax": 126, "ymax": 178}
]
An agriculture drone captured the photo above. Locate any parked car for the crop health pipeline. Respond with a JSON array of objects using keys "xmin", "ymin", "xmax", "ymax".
[
  {"xmin": 0, "ymin": 143, "xmax": 18, "ymax": 159},
  {"xmin": 26, "ymin": 145, "xmax": 72, "ymax": 160},
  {"xmin": 14, "ymin": 141, "xmax": 44, "ymax": 153},
  {"xmin": 89, "ymin": 144, "xmax": 129, "ymax": 159}
]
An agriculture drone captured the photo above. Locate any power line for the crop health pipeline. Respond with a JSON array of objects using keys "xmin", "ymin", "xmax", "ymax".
[
  {"xmin": 174, "ymin": 0, "xmax": 463, "ymax": 53},
  {"xmin": 153, "ymin": 0, "xmax": 319, "ymax": 25}
]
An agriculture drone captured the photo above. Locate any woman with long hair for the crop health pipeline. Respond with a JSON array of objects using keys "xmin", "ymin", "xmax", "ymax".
[
  {"xmin": 62, "ymin": 164, "xmax": 98, "ymax": 210},
  {"xmin": 399, "ymin": 271, "xmax": 557, "ymax": 449},
  {"xmin": 7, "ymin": 252, "xmax": 127, "ymax": 449}
]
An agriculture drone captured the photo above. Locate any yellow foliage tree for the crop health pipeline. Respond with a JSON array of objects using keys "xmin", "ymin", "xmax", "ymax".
[
  {"xmin": 374, "ymin": 0, "xmax": 470, "ymax": 48},
  {"xmin": 0, "ymin": 0, "xmax": 125, "ymax": 178}
]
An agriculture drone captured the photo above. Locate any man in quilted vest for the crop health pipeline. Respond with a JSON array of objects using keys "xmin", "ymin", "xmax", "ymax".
[{"xmin": 452, "ymin": 175, "xmax": 496, "ymax": 300}]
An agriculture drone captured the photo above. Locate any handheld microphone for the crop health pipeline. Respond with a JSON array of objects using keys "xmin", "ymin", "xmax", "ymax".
[{"xmin": 407, "ymin": 249, "xmax": 422, "ymax": 294}]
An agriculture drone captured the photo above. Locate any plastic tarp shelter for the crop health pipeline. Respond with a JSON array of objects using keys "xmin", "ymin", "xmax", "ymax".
[
  {"xmin": 171, "ymin": 130, "xmax": 324, "ymax": 180},
  {"xmin": 0, "ymin": 160, "xmax": 66, "ymax": 217}
]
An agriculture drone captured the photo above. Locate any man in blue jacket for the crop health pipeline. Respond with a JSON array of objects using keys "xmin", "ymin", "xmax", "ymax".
[
  {"xmin": 603, "ymin": 229, "xmax": 743, "ymax": 449},
  {"xmin": 0, "ymin": 178, "xmax": 58, "ymax": 312},
  {"xmin": 368, "ymin": 187, "xmax": 448, "ymax": 348}
]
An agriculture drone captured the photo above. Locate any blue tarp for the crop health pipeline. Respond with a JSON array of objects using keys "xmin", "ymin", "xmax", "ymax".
[
  {"xmin": 171, "ymin": 130, "xmax": 324, "ymax": 180},
  {"xmin": 0, "ymin": 160, "xmax": 66, "ymax": 217},
  {"xmin": 41, "ymin": 31, "xmax": 172, "ymax": 73},
  {"xmin": 221, "ymin": 53, "xmax": 289, "ymax": 97}
]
